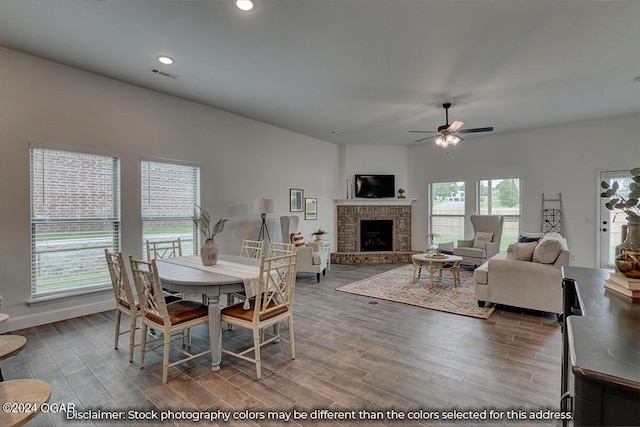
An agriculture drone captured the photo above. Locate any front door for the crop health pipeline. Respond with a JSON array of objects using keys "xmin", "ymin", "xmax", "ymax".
[{"xmin": 599, "ymin": 169, "xmax": 632, "ymax": 269}]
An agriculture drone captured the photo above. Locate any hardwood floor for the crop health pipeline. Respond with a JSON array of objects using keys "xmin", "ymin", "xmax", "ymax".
[{"xmin": 3, "ymin": 263, "xmax": 563, "ymax": 426}]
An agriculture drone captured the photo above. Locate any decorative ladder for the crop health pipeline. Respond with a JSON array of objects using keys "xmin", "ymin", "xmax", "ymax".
[{"xmin": 542, "ymin": 193, "xmax": 565, "ymax": 236}]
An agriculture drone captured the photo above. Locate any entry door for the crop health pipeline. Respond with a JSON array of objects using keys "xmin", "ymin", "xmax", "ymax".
[{"xmin": 599, "ymin": 170, "xmax": 632, "ymax": 269}]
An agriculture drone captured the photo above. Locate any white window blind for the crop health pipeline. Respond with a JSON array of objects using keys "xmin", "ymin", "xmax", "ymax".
[
  {"xmin": 30, "ymin": 147, "xmax": 120, "ymax": 296},
  {"xmin": 141, "ymin": 160, "xmax": 200, "ymax": 258}
]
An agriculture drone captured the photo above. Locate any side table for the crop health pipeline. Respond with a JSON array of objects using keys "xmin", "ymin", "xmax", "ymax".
[{"xmin": 411, "ymin": 253, "xmax": 462, "ymax": 288}]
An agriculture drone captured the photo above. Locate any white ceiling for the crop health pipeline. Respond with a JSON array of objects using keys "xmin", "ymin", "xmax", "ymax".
[{"xmin": 2, "ymin": 0, "xmax": 640, "ymax": 146}]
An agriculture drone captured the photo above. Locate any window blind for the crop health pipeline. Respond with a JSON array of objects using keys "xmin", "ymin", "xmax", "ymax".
[{"xmin": 30, "ymin": 147, "xmax": 120, "ymax": 296}]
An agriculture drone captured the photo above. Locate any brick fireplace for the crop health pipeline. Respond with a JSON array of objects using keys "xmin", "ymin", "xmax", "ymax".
[{"xmin": 332, "ymin": 201, "xmax": 415, "ymax": 264}]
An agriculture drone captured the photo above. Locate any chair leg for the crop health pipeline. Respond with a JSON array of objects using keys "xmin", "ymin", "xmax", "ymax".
[
  {"xmin": 114, "ymin": 309, "xmax": 122, "ymax": 349},
  {"xmin": 140, "ymin": 324, "xmax": 148, "ymax": 368},
  {"xmin": 162, "ymin": 331, "xmax": 171, "ymax": 384},
  {"xmin": 316, "ymin": 273, "xmax": 320, "ymax": 282},
  {"xmin": 288, "ymin": 317, "xmax": 296, "ymax": 360},
  {"xmin": 253, "ymin": 328, "xmax": 262, "ymax": 379},
  {"xmin": 128, "ymin": 315, "xmax": 137, "ymax": 363}
]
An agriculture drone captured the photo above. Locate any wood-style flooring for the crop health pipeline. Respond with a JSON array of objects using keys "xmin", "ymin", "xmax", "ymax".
[{"xmin": 2, "ymin": 263, "xmax": 563, "ymax": 426}]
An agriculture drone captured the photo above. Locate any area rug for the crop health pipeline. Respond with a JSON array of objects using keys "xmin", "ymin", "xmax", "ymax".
[{"xmin": 336, "ymin": 264, "xmax": 494, "ymax": 319}]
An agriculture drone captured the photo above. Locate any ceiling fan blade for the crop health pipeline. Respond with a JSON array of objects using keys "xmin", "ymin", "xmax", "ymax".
[
  {"xmin": 447, "ymin": 121, "xmax": 464, "ymax": 132},
  {"xmin": 409, "ymin": 130, "xmax": 437, "ymax": 134},
  {"xmin": 414, "ymin": 135, "xmax": 437, "ymax": 143},
  {"xmin": 458, "ymin": 126, "xmax": 494, "ymax": 134}
]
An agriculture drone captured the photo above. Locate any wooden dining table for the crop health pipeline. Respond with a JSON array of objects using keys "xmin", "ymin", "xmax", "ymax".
[{"xmin": 155, "ymin": 254, "xmax": 260, "ymax": 372}]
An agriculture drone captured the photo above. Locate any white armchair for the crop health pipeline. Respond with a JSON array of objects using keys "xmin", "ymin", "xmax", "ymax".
[
  {"xmin": 280, "ymin": 216, "xmax": 328, "ymax": 282},
  {"xmin": 453, "ymin": 215, "xmax": 504, "ymax": 267}
]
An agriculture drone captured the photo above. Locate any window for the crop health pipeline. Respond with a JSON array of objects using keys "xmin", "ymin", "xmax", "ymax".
[
  {"xmin": 30, "ymin": 147, "xmax": 120, "ymax": 296},
  {"xmin": 479, "ymin": 178, "xmax": 521, "ymax": 250},
  {"xmin": 141, "ymin": 160, "xmax": 200, "ymax": 258},
  {"xmin": 429, "ymin": 181, "xmax": 466, "ymax": 245}
]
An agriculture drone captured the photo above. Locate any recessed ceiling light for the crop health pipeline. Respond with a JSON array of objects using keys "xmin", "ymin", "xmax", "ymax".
[
  {"xmin": 234, "ymin": 0, "xmax": 254, "ymax": 11},
  {"xmin": 157, "ymin": 56, "xmax": 174, "ymax": 65}
]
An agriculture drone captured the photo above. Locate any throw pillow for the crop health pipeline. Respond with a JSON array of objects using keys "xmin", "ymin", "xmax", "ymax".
[
  {"xmin": 506, "ymin": 242, "xmax": 537, "ymax": 261},
  {"xmin": 290, "ymin": 232, "xmax": 305, "ymax": 247},
  {"xmin": 532, "ymin": 237, "xmax": 564, "ymax": 264},
  {"xmin": 473, "ymin": 232, "xmax": 494, "ymax": 249}
]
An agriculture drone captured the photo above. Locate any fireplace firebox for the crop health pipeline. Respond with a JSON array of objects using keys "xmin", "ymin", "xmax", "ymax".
[{"xmin": 360, "ymin": 220, "xmax": 393, "ymax": 251}]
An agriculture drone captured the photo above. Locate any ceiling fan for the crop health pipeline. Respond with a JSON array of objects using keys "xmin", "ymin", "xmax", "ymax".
[{"xmin": 409, "ymin": 103, "xmax": 494, "ymax": 147}]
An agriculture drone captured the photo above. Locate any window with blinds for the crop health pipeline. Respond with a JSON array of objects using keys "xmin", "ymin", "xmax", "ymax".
[
  {"xmin": 30, "ymin": 147, "xmax": 120, "ymax": 296},
  {"xmin": 141, "ymin": 160, "xmax": 200, "ymax": 258}
]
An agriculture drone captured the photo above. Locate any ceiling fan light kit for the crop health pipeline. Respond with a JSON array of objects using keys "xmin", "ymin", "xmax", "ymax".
[{"xmin": 410, "ymin": 102, "xmax": 494, "ymax": 147}]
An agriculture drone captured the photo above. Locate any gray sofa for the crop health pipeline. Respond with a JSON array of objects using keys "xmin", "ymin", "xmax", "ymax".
[{"xmin": 473, "ymin": 232, "xmax": 570, "ymax": 314}]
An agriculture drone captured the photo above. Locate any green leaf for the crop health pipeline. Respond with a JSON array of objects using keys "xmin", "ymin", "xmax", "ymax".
[
  {"xmin": 626, "ymin": 198, "xmax": 638, "ymax": 207},
  {"xmin": 605, "ymin": 202, "xmax": 614, "ymax": 210},
  {"xmin": 612, "ymin": 181, "xmax": 619, "ymax": 191},
  {"xmin": 630, "ymin": 167, "xmax": 640, "ymax": 176},
  {"xmin": 606, "ymin": 188, "xmax": 617, "ymax": 197},
  {"xmin": 600, "ymin": 180, "xmax": 610, "ymax": 189}
]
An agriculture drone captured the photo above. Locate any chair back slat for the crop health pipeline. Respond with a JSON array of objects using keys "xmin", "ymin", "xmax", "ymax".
[
  {"xmin": 267, "ymin": 241, "xmax": 295, "ymax": 257},
  {"xmin": 146, "ymin": 238, "xmax": 182, "ymax": 260},
  {"xmin": 105, "ymin": 249, "xmax": 136, "ymax": 309},
  {"xmin": 129, "ymin": 257, "xmax": 169, "ymax": 324},
  {"xmin": 254, "ymin": 252, "xmax": 298, "ymax": 320},
  {"xmin": 240, "ymin": 239, "xmax": 265, "ymax": 259}
]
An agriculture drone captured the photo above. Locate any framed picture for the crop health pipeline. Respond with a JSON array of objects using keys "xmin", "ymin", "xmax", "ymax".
[
  {"xmin": 290, "ymin": 188, "xmax": 303, "ymax": 212},
  {"xmin": 305, "ymin": 198, "xmax": 317, "ymax": 220}
]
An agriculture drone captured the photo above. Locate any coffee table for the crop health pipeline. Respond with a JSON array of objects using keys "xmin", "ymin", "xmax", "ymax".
[{"xmin": 411, "ymin": 253, "xmax": 463, "ymax": 288}]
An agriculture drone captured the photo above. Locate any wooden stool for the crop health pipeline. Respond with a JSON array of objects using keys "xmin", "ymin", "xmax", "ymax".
[
  {"xmin": 0, "ymin": 335, "xmax": 27, "ymax": 382},
  {"xmin": 0, "ymin": 379, "xmax": 51, "ymax": 426}
]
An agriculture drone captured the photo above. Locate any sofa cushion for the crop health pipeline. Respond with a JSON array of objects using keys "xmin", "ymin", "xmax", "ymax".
[
  {"xmin": 290, "ymin": 232, "xmax": 305, "ymax": 247},
  {"xmin": 506, "ymin": 242, "xmax": 537, "ymax": 261},
  {"xmin": 455, "ymin": 246, "xmax": 486, "ymax": 258},
  {"xmin": 473, "ymin": 232, "xmax": 494, "ymax": 249},
  {"xmin": 532, "ymin": 233, "xmax": 567, "ymax": 264}
]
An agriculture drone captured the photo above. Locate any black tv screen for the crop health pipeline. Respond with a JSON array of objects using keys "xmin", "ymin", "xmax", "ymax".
[{"xmin": 355, "ymin": 175, "xmax": 395, "ymax": 198}]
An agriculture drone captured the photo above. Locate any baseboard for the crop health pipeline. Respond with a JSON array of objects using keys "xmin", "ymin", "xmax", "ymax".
[{"xmin": 0, "ymin": 300, "xmax": 115, "ymax": 333}]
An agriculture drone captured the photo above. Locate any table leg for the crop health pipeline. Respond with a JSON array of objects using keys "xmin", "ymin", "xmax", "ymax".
[
  {"xmin": 429, "ymin": 263, "xmax": 435, "ymax": 288},
  {"xmin": 207, "ymin": 294, "xmax": 222, "ymax": 372}
]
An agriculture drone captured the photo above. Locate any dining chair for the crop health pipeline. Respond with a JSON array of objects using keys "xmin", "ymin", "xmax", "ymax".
[
  {"xmin": 129, "ymin": 256, "xmax": 211, "ymax": 384},
  {"xmin": 146, "ymin": 238, "xmax": 182, "ymax": 261},
  {"xmin": 267, "ymin": 241, "xmax": 295, "ymax": 257},
  {"xmin": 105, "ymin": 249, "xmax": 140, "ymax": 362},
  {"xmin": 227, "ymin": 239, "xmax": 265, "ymax": 309},
  {"xmin": 221, "ymin": 251, "xmax": 298, "ymax": 379}
]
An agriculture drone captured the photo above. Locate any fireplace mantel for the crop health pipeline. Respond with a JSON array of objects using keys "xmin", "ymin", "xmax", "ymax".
[{"xmin": 334, "ymin": 198, "xmax": 417, "ymax": 206}]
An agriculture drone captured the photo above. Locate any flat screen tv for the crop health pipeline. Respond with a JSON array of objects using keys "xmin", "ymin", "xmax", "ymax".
[{"xmin": 355, "ymin": 174, "xmax": 395, "ymax": 198}]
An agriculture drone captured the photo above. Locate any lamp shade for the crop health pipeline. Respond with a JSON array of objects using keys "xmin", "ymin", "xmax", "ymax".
[{"xmin": 254, "ymin": 198, "xmax": 274, "ymax": 214}]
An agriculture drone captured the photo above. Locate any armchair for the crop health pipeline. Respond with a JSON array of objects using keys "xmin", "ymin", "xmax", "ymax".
[
  {"xmin": 280, "ymin": 216, "xmax": 328, "ymax": 282},
  {"xmin": 453, "ymin": 215, "xmax": 504, "ymax": 267}
]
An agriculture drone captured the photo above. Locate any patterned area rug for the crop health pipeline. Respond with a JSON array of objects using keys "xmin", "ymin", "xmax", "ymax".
[{"xmin": 336, "ymin": 264, "xmax": 495, "ymax": 319}]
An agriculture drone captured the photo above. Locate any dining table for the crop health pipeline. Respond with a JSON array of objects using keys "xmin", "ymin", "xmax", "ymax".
[{"xmin": 155, "ymin": 254, "xmax": 261, "ymax": 372}]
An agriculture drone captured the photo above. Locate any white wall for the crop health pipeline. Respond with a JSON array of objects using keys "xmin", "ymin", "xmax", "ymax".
[
  {"xmin": 339, "ymin": 145, "xmax": 409, "ymax": 199},
  {"xmin": 407, "ymin": 114, "xmax": 640, "ymax": 267},
  {"xmin": 0, "ymin": 47, "xmax": 338, "ymax": 332}
]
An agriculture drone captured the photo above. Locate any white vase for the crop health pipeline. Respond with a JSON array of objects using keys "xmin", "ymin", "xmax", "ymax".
[{"xmin": 201, "ymin": 239, "xmax": 218, "ymax": 266}]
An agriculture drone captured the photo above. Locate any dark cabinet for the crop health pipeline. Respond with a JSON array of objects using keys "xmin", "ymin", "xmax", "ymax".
[{"xmin": 561, "ymin": 267, "xmax": 640, "ymax": 426}]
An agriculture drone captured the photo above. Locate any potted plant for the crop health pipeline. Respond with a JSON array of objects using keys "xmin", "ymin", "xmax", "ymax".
[
  {"xmin": 310, "ymin": 227, "xmax": 329, "ymax": 241},
  {"xmin": 601, "ymin": 167, "xmax": 640, "ymax": 278},
  {"xmin": 397, "ymin": 188, "xmax": 406, "ymax": 199},
  {"xmin": 193, "ymin": 205, "xmax": 229, "ymax": 266}
]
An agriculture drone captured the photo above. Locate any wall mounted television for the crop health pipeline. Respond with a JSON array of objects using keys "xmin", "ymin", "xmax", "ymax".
[{"xmin": 355, "ymin": 174, "xmax": 395, "ymax": 198}]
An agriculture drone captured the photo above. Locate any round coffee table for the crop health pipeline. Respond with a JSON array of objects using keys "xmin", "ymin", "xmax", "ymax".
[{"xmin": 411, "ymin": 253, "xmax": 463, "ymax": 288}]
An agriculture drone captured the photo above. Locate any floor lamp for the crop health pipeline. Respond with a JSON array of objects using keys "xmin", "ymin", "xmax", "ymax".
[{"xmin": 254, "ymin": 198, "xmax": 274, "ymax": 242}]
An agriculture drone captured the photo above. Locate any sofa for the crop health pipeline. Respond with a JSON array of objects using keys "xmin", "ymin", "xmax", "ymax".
[{"xmin": 473, "ymin": 232, "xmax": 570, "ymax": 314}]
